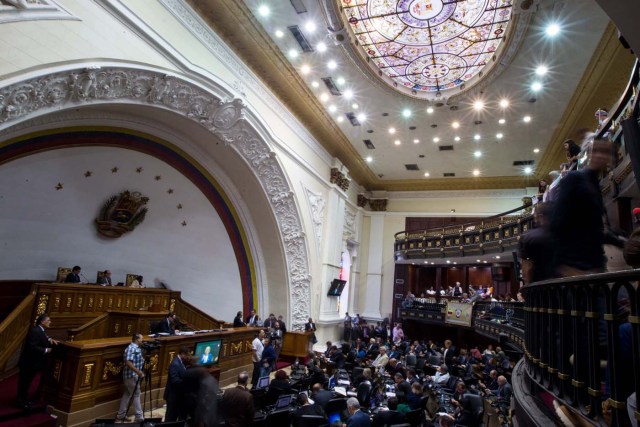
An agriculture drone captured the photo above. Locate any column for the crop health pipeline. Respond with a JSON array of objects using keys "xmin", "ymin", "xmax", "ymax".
[{"xmin": 361, "ymin": 214, "xmax": 384, "ymax": 320}]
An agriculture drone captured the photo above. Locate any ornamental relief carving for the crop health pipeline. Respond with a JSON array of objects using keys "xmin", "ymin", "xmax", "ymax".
[
  {"xmin": 0, "ymin": 66, "xmax": 311, "ymax": 330},
  {"xmin": 303, "ymin": 187, "xmax": 325, "ymax": 252},
  {"xmin": 343, "ymin": 208, "xmax": 356, "ymax": 242}
]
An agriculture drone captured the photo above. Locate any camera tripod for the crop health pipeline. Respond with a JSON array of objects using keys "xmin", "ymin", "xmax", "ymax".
[{"xmin": 120, "ymin": 353, "xmax": 155, "ymax": 423}]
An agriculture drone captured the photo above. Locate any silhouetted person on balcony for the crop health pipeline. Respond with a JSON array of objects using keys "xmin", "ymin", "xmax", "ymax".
[{"xmin": 519, "ymin": 202, "xmax": 554, "ymax": 284}]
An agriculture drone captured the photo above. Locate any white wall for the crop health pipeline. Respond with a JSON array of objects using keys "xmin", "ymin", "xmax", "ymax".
[{"xmin": 0, "ymin": 146, "xmax": 243, "ymax": 320}]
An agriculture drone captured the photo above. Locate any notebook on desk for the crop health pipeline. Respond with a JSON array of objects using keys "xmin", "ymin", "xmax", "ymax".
[{"xmin": 333, "ymin": 386, "xmax": 347, "ymax": 397}]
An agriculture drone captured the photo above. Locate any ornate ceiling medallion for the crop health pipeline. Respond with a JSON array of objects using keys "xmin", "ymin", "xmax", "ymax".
[{"xmin": 341, "ymin": 0, "xmax": 514, "ymax": 99}]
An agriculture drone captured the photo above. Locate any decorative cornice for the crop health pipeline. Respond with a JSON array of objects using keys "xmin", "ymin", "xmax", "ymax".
[
  {"xmin": 330, "ymin": 167, "xmax": 351, "ymax": 192},
  {"xmin": 0, "ymin": 65, "xmax": 312, "ymax": 330},
  {"xmin": 369, "ymin": 199, "xmax": 388, "ymax": 212},
  {"xmin": 371, "ymin": 176, "xmax": 537, "ymax": 192}
]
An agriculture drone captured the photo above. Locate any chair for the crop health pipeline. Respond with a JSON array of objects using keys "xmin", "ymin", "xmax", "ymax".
[
  {"xmin": 56, "ymin": 266, "xmax": 71, "ymax": 282},
  {"xmin": 405, "ymin": 354, "xmax": 417, "ymax": 368},
  {"xmin": 298, "ymin": 414, "xmax": 329, "ymax": 427},
  {"xmin": 264, "ymin": 386, "xmax": 288, "ymax": 406},
  {"xmin": 415, "ymin": 358, "xmax": 427, "ymax": 374},
  {"xmin": 465, "ymin": 393, "xmax": 484, "ymax": 426},
  {"xmin": 442, "ymin": 376, "xmax": 460, "ymax": 393},
  {"xmin": 356, "ymin": 382, "xmax": 372, "ymax": 407},
  {"xmin": 250, "ymin": 388, "xmax": 267, "ymax": 410},
  {"xmin": 325, "ymin": 397, "xmax": 347, "ymax": 420},
  {"xmin": 405, "ymin": 408, "xmax": 423, "ymax": 427},
  {"xmin": 266, "ymin": 409, "xmax": 291, "ymax": 426}
]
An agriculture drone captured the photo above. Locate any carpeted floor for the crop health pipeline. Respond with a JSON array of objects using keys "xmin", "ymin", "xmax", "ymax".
[{"xmin": 0, "ymin": 373, "xmax": 56, "ymax": 427}]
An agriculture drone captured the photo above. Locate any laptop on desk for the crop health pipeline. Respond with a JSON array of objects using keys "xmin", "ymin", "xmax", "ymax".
[{"xmin": 274, "ymin": 394, "xmax": 295, "ymax": 410}]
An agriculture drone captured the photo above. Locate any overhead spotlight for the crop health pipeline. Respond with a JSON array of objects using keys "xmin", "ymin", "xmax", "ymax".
[
  {"xmin": 483, "ymin": 261, "xmax": 487, "ymax": 263},
  {"xmin": 319, "ymin": 93, "xmax": 329, "ymax": 102},
  {"xmin": 433, "ymin": 137, "xmax": 440, "ymax": 143},
  {"xmin": 474, "ymin": 134, "xmax": 481, "ymax": 141},
  {"xmin": 524, "ymin": 166, "xmax": 533, "ymax": 174},
  {"xmin": 426, "ymin": 107, "xmax": 434, "ymax": 114},
  {"xmin": 474, "ymin": 150, "xmax": 482, "ymax": 158},
  {"xmin": 424, "ymin": 172, "xmax": 430, "ymax": 177},
  {"xmin": 495, "ymin": 255, "xmax": 501, "ymax": 259},
  {"xmin": 402, "ymin": 109, "xmax": 412, "ymax": 118},
  {"xmin": 535, "ymin": 65, "xmax": 548, "ymax": 76},
  {"xmin": 413, "ymin": 139, "xmax": 420, "ymax": 144},
  {"xmin": 452, "ymin": 121, "xmax": 460, "ymax": 129},
  {"xmin": 496, "ymin": 133, "xmax": 504, "ymax": 139},
  {"xmin": 316, "ymin": 42, "xmax": 327, "ymax": 52},
  {"xmin": 498, "ymin": 118, "xmax": 506, "ymax": 124},
  {"xmin": 336, "ymin": 77, "xmax": 346, "ymax": 86},
  {"xmin": 473, "ymin": 100, "xmax": 484, "ymax": 111},
  {"xmin": 499, "ymin": 99, "xmax": 509, "ymax": 108},
  {"xmin": 288, "ymin": 49, "xmax": 299, "ymax": 58},
  {"xmin": 311, "ymin": 81, "xmax": 319, "ymax": 88},
  {"xmin": 476, "ymin": 259, "xmax": 480, "ymax": 263},
  {"xmin": 472, "ymin": 169, "xmax": 480, "ymax": 176},
  {"xmin": 327, "ymin": 60, "xmax": 337, "ymax": 70},
  {"xmin": 523, "ymin": 115, "xmax": 532, "ymax": 123},
  {"xmin": 357, "ymin": 113, "xmax": 366, "ymax": 122},
  {"xmin": 446, "ymin": 260, "xmax": 451, "ymax": 264},
  {"xmin": 366, "ymin": 156, "xmax": 373, "ymax": 163},
  {"xmin": 337, "ymin": 116, "xmax": 344, "ymax": 123},
  {"xmin": 389, "ymin": 127, "xmax": 396, "ymax": 134},
  {"xmin": 300, "ymin": 64, "xmax": 311, "ymax": 75},
  {"xmin": 533, "ymin": 148, "xmax": 540, "ymax": 153},
  {"xmin": 305, "ymin": 21, "xmax": 317, "ymax": 33},
  {"xmin": 258, "ymin": 4, "xmax": 270, "ymax": 17},
  {"xmin": 546, "ymin": 23, "xmax": 561, "ymax": 37},
  {"xmin": 394, "ymin": 140, "xmax": 401, "ymax": 146},
  {"xmin": 531, "ymin": 81, "xmax": 543, "ymax": 92},
  {"xmin": 352, "ymin": 103, "xmax": 359, "ymax": 109},
  {"xmin": 431, "ymin": 262, "xmax": 435, "ymax": 265},
  {"xmin": 344, "ymin": 89, "xmax": 353, "ymax": 99},
  {"xmin": 274, "ymin": 29, "xmax": 284, "ymax": 38},
  {"xmin": 328, "ymin": 104, "xmax": 337, "ymax": 113},
  {"xmin": 454, "ymin": 136, "xmax": 460, "ymax": 142}
]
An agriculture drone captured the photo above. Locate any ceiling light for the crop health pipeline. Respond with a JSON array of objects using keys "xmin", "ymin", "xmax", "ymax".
[
  {"xmin": 344, "ymin": 89, "xmax": 353, "ymax": 99},
  {"xmin": 483, "ymin": 261, "xmax": 487, "ymax": 263},
  {"xmin": 402, "ymin": 109, "xmax": 412, "ymax": 118},
  {"xmin": 454, "ymin": 262, "xmax": 457, "ymax": 265},
  {"xmin": 336, "ymin": 77, "xmax": 346, "ymax": 85},
  {"xmin": 389, "ymin": 127, "xmax": 396, "ymax": 134},
  {"xmin": 474, "ymin": 151, "xmax": 482, "ymax": 158},
  {"xmin": 531, "ymin": 81, "xmax": 543, "ymax": 92},
  {"xmin": 546, "ymin": 23, "xmax": 561, "ymax": 37},
  {"xmin": 496, "ymin": 133, "xmax": 504, "ymax": 139},
  {"xmin": 300, "ymin": 64, "xmax": 311, "ymax": 75},
  {"xmin": 366, "ymin": 156, "xmax": 372, "ymax": 163},
  {"xmin": 473, "ymin": 100, "xmax": 484, "ymax": 111},
  {"xmin": 352, "ymin": 103, "xmax": 359, "ymax": 109},
  {"xmin": 524, "ymin": 166, "xmax": 533, "ymax": 174},
  {"xmin": 337, "ymin": 116, "xmax": 344, "ymax": 123},
  {"xmin": 472, "ymin": 169, "xmax": 480, "ymax": 176},
  {"xmin": 533, "ymin": 148, "xmax": 540, "ymax": 153},
  {"xmin": 476, "ymin": 260, "xmax": 480, "ymax": 263},
  {"xmin": 535, "ymin": 65, "xmax": 548, "ymax": 76},
  {"xmin": 498, "ymin": 118, "xmax": 506, "ymax": 124},
  {"xmin": 357, "ymin": 113, "xmax": 366, "ymax": 122},
  {"xmin": 327, "ymin": 60, "xmax": 337, "ymax": 70},
  {"xmin": 288, "ymin": 49, "xmax": 299, "ymax": 59},
  {"xmin": 274, "ymin": 29, "xmax": 284, "ymax": 38},
  {"xmin": 452, "ymin": 121, "xmax": 460, "ymax": 129},
  {"xmin": 431, "ymin": 262, "xmax": 435, "ymax": 265},
  {"xmin": 454, "ymin": 136, "xmax": 460, "ymax": 142},
  {"xmin": 474, "ymin": 134, "xmax": 481, "ymax": 141},
  {"xmin": 499, "ymin": 99, "xmax": 509, "ymax": 108},
  {"xmin": 319, "ymin": 93, "xmax": 329, "ymax": 102},
  {"xmin": 413, "ymin": 139, "xmax": 420, "ymax": 144},
  {"xmin": 394, "ymin": 140, "xmax": 401, "ymax": 146},
  {"xmin": 258, "ymin": 5, "xmax": 270, "ymax": 17},
  {"xmin": 523, "ymin": 115, "xmax": 532, "ymax": 123},
  {"xmin": 424, "ymin": 172, "xmax": 430, "ymax": 177},
  {"xmin": 305, "ymin": 21, "xmax": 317, "ymax": 33},
  {"xmin": 316, "ymin": 42, "xmax": 327, "ymax": 52},
  {"xmin": 496, "ymin": 255, "xmax": 501, "ymax": 259},
  {"xmin": 426, "ymin": 107, "xmax": 434, "ymax": 114},
  {"xmin": 433, "ymin": 137, "xmax": 440, "ymax": 143},
  {"xmin": 328, "ymin": 104, "xmax": 337, "ymax": 113},
  {"xmin": 446, "ymin": 260, "xmax": 451, "ymax": 264},
  {"xmin": 311, "ymin": 81, "xmax": 319, "ymax": 88}
]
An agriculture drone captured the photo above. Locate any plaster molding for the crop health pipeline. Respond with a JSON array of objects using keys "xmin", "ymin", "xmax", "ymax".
[
  {"xmin": 387, "ymin": 188, "xmax": 529, "ymax": 200},
  {"xmin": 343, "ymin": 207, "xmax": 357, "ymax": 243},
  {"xmin": 303, "ymin": 187, "xmax": 326, "ymax": 255},
  {"xmin": 0, "ymin": 0, "xmax": 78, "ymax": 24},
  {"xmin": 0, "ymin": 65, "xmax": 311, "ymax": 330}
]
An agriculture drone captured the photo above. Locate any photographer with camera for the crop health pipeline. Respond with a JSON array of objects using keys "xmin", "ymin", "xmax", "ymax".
[{"xmin": 115, "ymin": 333, "xmax": 145, "ymax": 423}]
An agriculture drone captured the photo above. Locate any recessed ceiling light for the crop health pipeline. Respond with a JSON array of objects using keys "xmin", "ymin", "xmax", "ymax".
[
  {"xmin": 454, "ymin": 136, "xmax": 461, "ymax": 142},
  {"xmin": 316, "ymin": 42, "xmax": 327, "ymax": 52},
  {"xmin": 454, "ymin": 262, "xmax": 457, "ymax": 265},
  {"xmin": 336, "ymin": 77, "xmax": 346, "ymax": 85},
  {"xmin": 258, "ymin": 5, "xmax": 270, "ymax": 17},
  {"xmin": 337, "ymin": 116, "xmax": 344, "ymax": 123},
  {"xmin": 496, "ymin": 255, "xmax": 501, "ymax": 259},
  {"xmin": 424, "ymin": 172, "xmax": 430, "ymax": 177},
  {"xmin": 474, "ymin": 134, "xmax": 481, "ymax": 141},
  {"xmin": 431, "ymin": 262, "xmax": 435, "ymax": 265},
  {"xmin": 523, "ymin": 115, "xmax": 532, "ymax": 123},
  {"xmin": 524, "ymin": 166, "xmax": 533, "ymax": 174},
  {"xmin": 352, "ymin": 103, "xmax": 359, "ymax": 109},
  {"xmin": 535, "ymin": 65, "xmax": 548, "ymax": 76},
  {"xmin": 473, "ymin": 100, "xmax": 484, "ymax": 111},
  {"xmin": 476, "ymin": 259, "xmax": 480, "ymax": 263},
  {"xmin": 499, "ymin": 99, "xmax": 509, "ymax": 108},
  {"xmin": 452, "ymin": 121, "xmax": 460, "ymax": 129},
  {"xmin": 426, "ymin": 107, "xmax": 434, "ymax": 114},
  {"xmin": 413, "ymin": 139, "xmax": 420, "ymax": 144},
  {"xmin": 402, "ymin": 109, "xmax": 412, "ymax": 118},
  {"xmin": 357, "ymin": 113, "xmax": 366, "ymax": 122},
  {"xmin": 344, "ymin": 89, "xmax": 353, "ymax": 99},
  {"xmin": 472, "ymin": 169, "xmax": 480, "ymax": 176},
  {"xmin": 305, "ymin": 21, "xmax": 317, "ymax": 33},
  {"xmin": 320, "ymin": 93, "xmax": 329, "ymax": 102},
  {"xmin": 531, "ymin": 81, "xmax": 543, "ymax": 92},
  {"xmin": 533, "ymin": 148, "xmax": 540, "ymax": 153},
  {"xmin": 288, "ymin": 49, "xmax": 299, "ymax": 58},
  {"xmin": 389, "ymin": 127, "xmax": 396, "ymax": 134},
  {"xmin": 446, "ymin": 260, "xmax": 451, "ymax": 264},
  {"xmin": 433, "ymin": 137, "xmax": 440, "ymax": 143},
  {"xmin": 496, "ymin": 133, "xmax": 504, "ymax": 139},
  {"xmin": 328, "ymin": 104, "xmax": 337, "ymax": 113},
  {"xmin": 274, "ymin": 29, "xmax": 284, "ymax": 38},
  {"xmin": 546, "ymin": 23, "xmax": 561, "ymax": 37},
  {"xmin": 498, "ymin": 118, "xmax": 506, "ymax": 124},
  {"xmin": 474, "ymin": 150, "xmax": 482, "ymax": 158},
  {"xmin": 394, "ymin": 140, "xmax": 401, "ymax": 146},
  {"xmin": 311, "ymin": 81, "xmax": 319, "ymax": 88},
  {"xmin": 483, "ymin": 261, "xmax": 487, "ymax": 263},
  {"xmin": 300, "ymin": 64, "xmax": 311, "ymax": 75},
  {"xmin": 327, "ymin": 60, "xmax": 337, "ymax": 70},
  {"xmin": 366, "ymin": 156, "xmax": 373, "ymax": 163}
]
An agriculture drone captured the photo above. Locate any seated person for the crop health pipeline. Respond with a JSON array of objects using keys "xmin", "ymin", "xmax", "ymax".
[
  {"xmin": 406, "ymin": 382, "xmax": 424, "ymax": 410},
  {"xmin": 270, "ymin": 369, "xmax": 292, "ymax": 393},
  {"xmin": 353, "ymin": 368, "xmax": 372, "ymax": 388},
  {"xmin": 451, "ymin": 382, "xmax": 467, "ymax": 411},
  {"xmin": 311, "ymin": 383, "xmax": 333, "ymax": 411},
  {"xmin": 455, "ymin": 395, "xmax": 477, "ymax": 427},
  {"xmin": 427, "ymin": 365, "xmax": 450, "ymax": 385},
  {"xmin": 370, "ymin": 346, "xmax": 389, "ymax": 370},
  {"xmin": 157, "ymin": 312, "xmax": 177, "ymax": 334},
  {"xmin": 372, "ymin": 396, "xmax": 405, "ymax": 427},
  {"xmin": 308, "ymin": 359, "xmax": 327, "ymax": 385},
  {"xmin": 479, "ymin": 369, "xmax": 499, "ymax": 394},
  {"xmin": 65, "ymin": 266, "xmax": 82, "ymax": 283},
  {"xmin": 328, "ymin": 345, "xmax": 346, "ymax": 369},
  {"xmin": 394, "ymin": 373, "xmax": 411, "ymax": 400},
  {"xmin": 97, "ymin": 270, "xmax": 112, "ymax": 286},
  {"xmin": 129, "ymin": 275, "xmax": 144, "ymax": 288},
  {"xmin": 291, "ymin": 392, "xmax": 327, "ymax": 427}
]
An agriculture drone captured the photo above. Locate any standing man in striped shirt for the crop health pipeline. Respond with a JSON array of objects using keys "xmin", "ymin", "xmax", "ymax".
[{"xmin": 115, "ymin": 333, "xmax": 145, "ymax": 422}]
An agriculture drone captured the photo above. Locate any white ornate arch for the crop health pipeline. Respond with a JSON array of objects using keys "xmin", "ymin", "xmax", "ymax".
[{"xmin": 0, "ymin": 64, "xmax": 312, "ymax": 330}]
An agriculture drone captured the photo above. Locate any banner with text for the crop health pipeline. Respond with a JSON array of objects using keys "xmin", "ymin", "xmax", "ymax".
[{"xmin": 445, "ymin": 301, "xmax": 473, "ymax": 327}]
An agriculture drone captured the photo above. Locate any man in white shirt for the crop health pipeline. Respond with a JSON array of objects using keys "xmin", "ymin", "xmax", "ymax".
[
  {"xmin": 429, "ymin": 365, "xmax": 450, "ymax": 385},
  {"xmin": 250, "ymin": 329, "xmax": 265, "ymax": 389},
  {"xmin": 371, "ymin": 346, "xmax": 389, "ymax": 370}
]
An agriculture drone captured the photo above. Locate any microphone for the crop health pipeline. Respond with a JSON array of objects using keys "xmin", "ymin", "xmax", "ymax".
[{"xmin": 80, "ymin": 272, "xmax": 90, "ymax": 283}]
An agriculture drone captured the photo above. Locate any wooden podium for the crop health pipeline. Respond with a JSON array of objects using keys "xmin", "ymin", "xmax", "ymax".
[{"xmin": 280, "ymin": 330, "xmax": 314, "ymax": 358}]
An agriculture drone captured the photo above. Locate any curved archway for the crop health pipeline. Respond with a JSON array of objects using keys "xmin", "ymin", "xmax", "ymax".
[{"xmin": 0, "ymin": 64, "xmax": 312, "ymax": 329}]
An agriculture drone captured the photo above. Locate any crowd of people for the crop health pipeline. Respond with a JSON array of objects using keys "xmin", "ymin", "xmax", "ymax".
[{"xmin": 62, "ymin": 265, "xmax": 145, "ymax": 288}]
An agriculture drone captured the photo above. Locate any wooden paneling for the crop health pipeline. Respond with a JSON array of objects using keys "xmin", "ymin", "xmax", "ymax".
[{"xmin": 280, "ymin": 331, "xmax": 314, "ymax": 358}]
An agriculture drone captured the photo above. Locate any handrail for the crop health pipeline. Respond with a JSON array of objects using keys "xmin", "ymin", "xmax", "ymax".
[
  {"xmin": 595, "ymin": 59, "xmax": 640, "ymax": 139},
  {"xmin": 67, "ymin": 312, "xmax": 109, "ymax": 341},
  {"xmin": 174, "ymin": 298, "xmax": 228, "ymax": 329},
  {"xmin": 0, "ymin": 291, "xmax": 36, "ymax": 374}
]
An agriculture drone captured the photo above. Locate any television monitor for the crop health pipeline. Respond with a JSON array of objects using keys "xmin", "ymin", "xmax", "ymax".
[
  {"xmin": 328, "ymin": 412, "xmax": 341, "ymax": 424},
  {"xmin": 275, "ymin": 394, "xmax": 294, "ymax": 410},
  {"xmin": 194, "ymin": 339, "xmax": 222, "ymax": 365},
  {"xmin": 327, "ymin": 279, "xmax": 347, "ymax": 296},
  {"xmin": 257, "ymin": 376, "xmax": 270, "ymax": 389}
]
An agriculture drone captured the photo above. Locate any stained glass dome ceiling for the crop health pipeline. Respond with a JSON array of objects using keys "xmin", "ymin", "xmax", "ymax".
[{"xmin": 341, "ymin": 0, "xmax": 514, "ymax": 98}]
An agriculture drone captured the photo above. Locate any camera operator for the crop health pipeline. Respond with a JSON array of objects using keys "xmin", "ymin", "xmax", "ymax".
[{"xmin": 115, "ymin": 333, "xmax": 145, "ymax": 423}]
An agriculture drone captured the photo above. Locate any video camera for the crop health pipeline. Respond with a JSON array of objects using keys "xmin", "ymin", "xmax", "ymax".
[{"xmin": 141, "ymin": 339, "xmax": 161, "ymax": 352}]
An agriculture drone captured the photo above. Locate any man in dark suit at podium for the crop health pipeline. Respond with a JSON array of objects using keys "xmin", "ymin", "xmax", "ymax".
[
  {"xmin": 64, "ymin": 266, "xmax": 82, "ymax": 283},
  {"xmin": 164, "ymin": 346, "xmax": 189, "ymax": 422},
  {"xmin": 16, "ymin": 313, "xmax": 58, "ymax": 408},
  {"xmin": 157, "ymin": 312, "xmax": 176, "ymax": 335}
]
